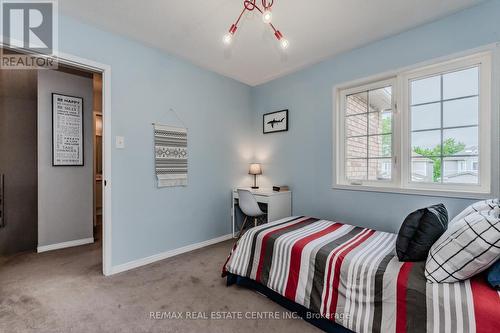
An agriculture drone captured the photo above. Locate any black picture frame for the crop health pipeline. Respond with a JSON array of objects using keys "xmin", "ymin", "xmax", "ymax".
[
  {"xmin": 263, "ymin": 109, "xmax": 288, "ymax": 134},
  {"xmin": 52, "ymin": 93, "xmax": 84, "ymax": 166}
]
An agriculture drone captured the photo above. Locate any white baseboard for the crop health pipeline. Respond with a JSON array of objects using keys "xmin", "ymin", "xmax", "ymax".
[
  {"xmin": 37, "ymin": 237, "xmax": 94, "ymax": 253},
  {"xmin": 109, "ymin": 233, "xmax": 233, "ymax": 275}
]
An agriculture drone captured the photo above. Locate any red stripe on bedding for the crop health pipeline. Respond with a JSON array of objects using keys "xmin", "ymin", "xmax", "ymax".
[
  {"xmin": 395, "ymin": 262, "xmax": 413, "ymax": 333},
  {"xmin": 255, "ymin": 217, "xmax": 310, "ymax": 283},
  {"xmin": 321, "ymin": 229, "xmax": 369, "ymax": 316},
  {"xmin": 471, "ymin": 275, "xmax": 500, "ymax": 333},
  {"xmin": 284, "ymin": 223, "xmax": 343, "ymax": 300},
  {"xmin": 329, "ymin": 229, "xmax": 376, "ymax": 316},
  {"xmin": 221, "ymin": 242, "xmax": 238, "ymax": 277}
]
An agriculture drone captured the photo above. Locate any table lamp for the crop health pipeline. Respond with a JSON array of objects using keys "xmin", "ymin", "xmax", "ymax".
[{"xmin": 249, "ymin": 163, "xmax": 262, "ymax": 189}]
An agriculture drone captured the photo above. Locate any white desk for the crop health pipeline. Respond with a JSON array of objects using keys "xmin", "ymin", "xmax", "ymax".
[{"xmin": 232, "ymin": 188, "xmax": 292, "ymax": 238}]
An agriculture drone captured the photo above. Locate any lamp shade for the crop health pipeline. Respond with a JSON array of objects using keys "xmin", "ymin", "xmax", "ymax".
[{"xmin": 248, "ymin": 163, "xmax": 262, "ymax": 175}]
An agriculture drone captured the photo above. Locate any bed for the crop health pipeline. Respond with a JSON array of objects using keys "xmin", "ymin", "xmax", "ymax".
[{"xmin": 222, "ymin": 216, "xmax": 500, "ymax": 333}]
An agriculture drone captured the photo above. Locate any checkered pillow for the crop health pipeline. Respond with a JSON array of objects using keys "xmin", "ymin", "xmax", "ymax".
[
  {"xmin": 425, "ymin": 209, "xmax": 500, "ymax": 283},
  {"xmin": 450, "ymin": 198, "xmax": 500, "ymax": 224}
]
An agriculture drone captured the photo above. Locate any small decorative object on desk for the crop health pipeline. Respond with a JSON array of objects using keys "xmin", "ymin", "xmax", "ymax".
[
  {"xmin": 273, "ymin": 185, "xmax": 289, "ymax": 192},
  {"xmin": 263, "ymin": 109, "xmax": 288, "ymax": 134}
]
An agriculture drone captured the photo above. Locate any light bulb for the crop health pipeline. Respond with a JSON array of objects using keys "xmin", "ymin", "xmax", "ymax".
[
  {"xmin": 280, "ymin": 38, "xmax": 289, "ymax": 50},
  {"xmin": 262, "ymin": 10, "xmax": 272, "ymax": 24},
  {"xmin": 222, "ymin": 33, "xmax": 233, "ymax": 45}
]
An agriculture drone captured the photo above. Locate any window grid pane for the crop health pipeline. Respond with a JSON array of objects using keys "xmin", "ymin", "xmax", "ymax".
[
  {"xmin": 346, "ymin": 92, "xmax": 368, "ymax": 116},
  {"xmin": 345, "ymin": 86, "xmax": 392, "ymax": 181},
  {"xmin": 410, "ymin": 66, "xmax": 479, "ymax": 185}
]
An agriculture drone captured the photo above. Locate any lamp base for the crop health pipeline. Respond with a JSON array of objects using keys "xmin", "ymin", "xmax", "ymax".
[{"xmin": 251, "ymin": 174, "xmax": 259, "ymax": 190}]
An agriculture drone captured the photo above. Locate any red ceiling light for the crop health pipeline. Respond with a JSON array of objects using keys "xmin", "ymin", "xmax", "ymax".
[{"xmin": 222, "ymin": 0, "xmax": 289, "ymax": 50}]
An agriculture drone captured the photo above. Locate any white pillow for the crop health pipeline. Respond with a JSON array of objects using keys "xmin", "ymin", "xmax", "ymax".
[
  {"xmin": 425, "ymin": 209, "xmax": 500, "ymax": 283},
  {"xmin": 450, "ymin": 198, "xmax": 499, "ymax": 224}
]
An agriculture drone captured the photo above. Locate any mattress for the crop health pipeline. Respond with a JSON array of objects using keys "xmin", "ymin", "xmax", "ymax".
[{"xmin": 223, "ymin": 216, "xmax": 500, "ymax": 333}]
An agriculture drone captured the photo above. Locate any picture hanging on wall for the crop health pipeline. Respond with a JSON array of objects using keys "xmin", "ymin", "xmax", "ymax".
[
  {"xmin": 154, "ymin": 123, "xmax": 188, "ymax": 187},
  {"xmin": 52, "ymin": 93, "xmax": 84, "ymax": 166},
  {"xmin": 263, "ymin": 109, "xmax": 288, "ymax": 134}
]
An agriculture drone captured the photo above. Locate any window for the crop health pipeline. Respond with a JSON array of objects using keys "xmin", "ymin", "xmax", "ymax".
[
  {"xmin": 341, "ymin": 80, "xmax": 395, "ymax": 185},
  {"xmin": 335, "ymin": 52, "xmax": 493, "ymax": 196},
  {"xmin": 410, "ymin": 67, "xmax": 479, "ymax": 185}
]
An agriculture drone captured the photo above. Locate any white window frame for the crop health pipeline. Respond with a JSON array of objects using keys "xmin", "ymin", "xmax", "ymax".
[
  {"xmin": 401, "ymin": 53, "xmax": 491, "ymax": 194},
  {"xmin": 334, "ymin": 50, "xmax": 496, "ymax": 199},
  {"xmin": 337, "ymin": 78, "xmax": 399, "ymax": 188}
]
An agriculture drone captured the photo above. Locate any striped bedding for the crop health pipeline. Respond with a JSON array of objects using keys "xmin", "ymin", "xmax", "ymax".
[{"xmin": 222, "ymin": 216, "xmax": 500, "ymax": 333}]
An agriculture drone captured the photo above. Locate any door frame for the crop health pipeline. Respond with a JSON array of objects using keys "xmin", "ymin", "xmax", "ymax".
[
  {"xmin": 56, "ymin": 52, "xmax": 113, "ymax": 276},
  {"xmin": 0, "ymin": 45, "xmax": 113, "ymax": 276}
]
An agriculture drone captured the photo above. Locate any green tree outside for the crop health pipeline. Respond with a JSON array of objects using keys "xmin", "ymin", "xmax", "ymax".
[
  {"xmin": 381, "ymin": 115, "xmax": 391, "ymax": 156},
  {"xmin": 375, "ymin": 113, "xmax": 465, "ymax": 182},
  {"xmin": 413, "ymin": 138, "xmax": 466, "ymax": 182}
]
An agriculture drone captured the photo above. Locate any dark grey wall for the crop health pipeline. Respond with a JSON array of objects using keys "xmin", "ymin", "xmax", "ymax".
[
  {"xmin": 0, "ymin": 70, "xmax": 38, "ymax": 255},
  {"xmin": 37, "ymin": 70, "xmax": 93, "ymax": 247}
]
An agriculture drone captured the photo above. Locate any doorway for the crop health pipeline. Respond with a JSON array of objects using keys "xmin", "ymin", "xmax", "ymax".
[
  {"xmin": 93, "ymin": 73, "xmax": 103, "ymax": 241},
  {"xmin": 0, "ymin": 48, "xmax": 111, "ymax": 275}
]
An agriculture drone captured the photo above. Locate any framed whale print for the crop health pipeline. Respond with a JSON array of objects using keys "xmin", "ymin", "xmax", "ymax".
[{"xmin": 263, "ymin": 109, "xmax": 288, "ymax": 134}]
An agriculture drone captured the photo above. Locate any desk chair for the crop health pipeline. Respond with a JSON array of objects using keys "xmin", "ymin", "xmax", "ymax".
[{"xmin": 237, "ymin": 189, "xmax": 265, "ymax": 239}]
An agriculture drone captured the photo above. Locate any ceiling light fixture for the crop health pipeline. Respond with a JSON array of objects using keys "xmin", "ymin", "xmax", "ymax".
[
  {"xmin": 262, "ymin": 9, "xmax": 272, "ymax": 24},
  {"xmin": 223, "ymin": 0, "xmax": 288, "ymax": 50}
]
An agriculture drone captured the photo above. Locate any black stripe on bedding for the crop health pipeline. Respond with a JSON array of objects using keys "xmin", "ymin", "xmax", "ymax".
[
  {"xmin": 309, "ymin": 227, "xmax": 364, "ymax": 313},
  {"xmin": 372, "ymin": 253, "xmax": 394, "ymax": 333},
  {"xmin": 406, "ymin": 261, "xmax": 427, "ymax": 333},
  {"xmin": 244, "ymin": 216, "xmax": 304, "ymax": 277},
  {"xmin": 260, "ymin": 218, "xmax": 319, "ymax": 285}
]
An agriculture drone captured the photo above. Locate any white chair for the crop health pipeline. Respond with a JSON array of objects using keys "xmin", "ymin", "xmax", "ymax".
[{"xmin": 237, "ymin": 189, "xmax": 265, "ymax": 239}]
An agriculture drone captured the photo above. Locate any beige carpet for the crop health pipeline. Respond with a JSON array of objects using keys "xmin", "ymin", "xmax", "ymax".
[{"xmin": 0, "ymin": 239, "xmax": 321, "ymax": 333}]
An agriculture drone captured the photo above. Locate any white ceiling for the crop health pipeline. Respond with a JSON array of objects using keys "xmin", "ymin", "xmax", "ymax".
[{"xmin": 59, "ymin": 0, "xmax": 483, "ymax": 86}]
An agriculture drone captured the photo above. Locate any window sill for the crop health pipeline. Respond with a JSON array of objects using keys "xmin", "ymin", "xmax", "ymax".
[{"xmin": 332, "ymin": 183, "xmax": 494, "ymax": 200}]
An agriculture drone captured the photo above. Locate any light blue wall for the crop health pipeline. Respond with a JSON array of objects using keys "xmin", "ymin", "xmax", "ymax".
[
  {"xmin": 251, "ymin": 0, "xmax": 500, "ymax": 233},
  {"xmin": 54, "ymin": 0, "xmax": 500, "ymax": 267},
  {"xmin": 58, "ymin": 16, "xmax": 253, "ymax": 266}
]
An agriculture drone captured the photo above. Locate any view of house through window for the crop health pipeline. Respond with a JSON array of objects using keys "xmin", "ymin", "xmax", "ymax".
[
  {"xmin": 345, "ymin": 86, "xmax": 392, "ymax": 181},
  {"xmin": 410, "ymin": 66, "xmax": 479, "ymax": 184},
  {"xmin": 337, "ymin": 52, "xmax": 491, "ymax": 194}
]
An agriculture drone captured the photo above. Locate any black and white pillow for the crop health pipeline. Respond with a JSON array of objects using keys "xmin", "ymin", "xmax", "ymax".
[
  {"xmin": 450, "ymin": 198, "xmax": 500, "ymax": 224},
  {"xmin": 425, "ymin": 209, "xmax": 500, "ymax": 283}
]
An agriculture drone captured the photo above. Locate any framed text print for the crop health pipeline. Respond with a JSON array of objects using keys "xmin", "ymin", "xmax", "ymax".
[
  {"xmin": 52, "ymin": 93, "xmax": 84, "ymax": 166},
  {"xmin": 263, "ymin": 109, "xmax": 288, "ymax": 134}
]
